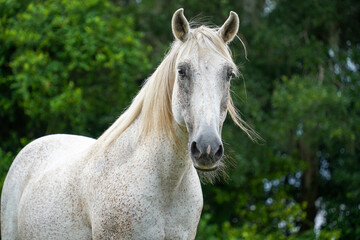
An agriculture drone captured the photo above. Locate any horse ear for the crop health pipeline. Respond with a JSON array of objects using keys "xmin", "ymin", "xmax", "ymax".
[
  {"xmin": 172, "ymin": 8, "xmax": 189, "ymax": 42},
  {"xmin": 219, "ymin": 11, "xmax": 239, "ymax": 43}
]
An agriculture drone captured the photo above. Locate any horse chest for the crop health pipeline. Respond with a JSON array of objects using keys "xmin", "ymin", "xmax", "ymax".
[{"xmin": 87, "ymin": 163, "xmax": 203, "ymax": 239}]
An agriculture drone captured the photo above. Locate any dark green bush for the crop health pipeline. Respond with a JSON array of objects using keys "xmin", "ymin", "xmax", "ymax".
[
  {"xmin": 0, "ymin": 0, "xmax": 151, "ymax": 187},
  {"xmin": 0, "ymin": 0, "xmax": 151, "ymax": 140}
]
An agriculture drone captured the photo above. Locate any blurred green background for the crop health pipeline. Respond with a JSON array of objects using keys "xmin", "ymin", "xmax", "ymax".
[{"xmin": 1, "ymin": 0, "xmax": 359, "ymax": 239}]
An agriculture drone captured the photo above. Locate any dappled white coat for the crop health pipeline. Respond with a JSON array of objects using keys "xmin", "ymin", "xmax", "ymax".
[{"xmin": 2, "ymin": 119, "xmax": 202, "ymax": 239}]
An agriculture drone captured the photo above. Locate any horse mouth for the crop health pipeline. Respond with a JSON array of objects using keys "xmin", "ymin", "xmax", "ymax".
[
  {"xmin": 191, "ymin": 153, "xmax": 221, "ymax": 172},
  {"xmin": 193, "ymin": 162, "xmax": 219, "ymax": 172}
]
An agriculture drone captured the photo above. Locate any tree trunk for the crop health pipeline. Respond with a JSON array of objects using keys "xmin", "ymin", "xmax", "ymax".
[{"xmin": 299, "ymin": 141, "xmax": 318, "ymax": 232}]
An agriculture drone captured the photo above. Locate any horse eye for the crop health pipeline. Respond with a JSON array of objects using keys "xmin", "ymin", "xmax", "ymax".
[
  {"xmin": 178, "ymin": 68, "xmax": 186, "ymax": 78},
  {"xmin": 227, "ymin": 70, "xmax": 234, "ymax": 80}
]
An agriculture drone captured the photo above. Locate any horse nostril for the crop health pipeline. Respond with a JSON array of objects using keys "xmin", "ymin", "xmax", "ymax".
[
  {"xmin": 214, "ymin": 144, "xmax": 223, "ymax": 161},
  {"xmin": 190, "ymin": 141, "xmax": 201, "ymax": 159}
]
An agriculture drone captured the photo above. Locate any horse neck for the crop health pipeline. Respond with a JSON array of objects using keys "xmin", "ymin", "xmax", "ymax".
[
  {"xmin": 106, "ymin": 118, "xmax": 192, "ymax": 186},
  {"xmin": 151, "ymin": 124, "xmax": 192, "ymax": 185}
]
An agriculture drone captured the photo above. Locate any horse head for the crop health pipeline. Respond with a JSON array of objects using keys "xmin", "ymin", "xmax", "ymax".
[{"xmin": 171, "ymin": 9, "xmax": 240, "ymax": 171}]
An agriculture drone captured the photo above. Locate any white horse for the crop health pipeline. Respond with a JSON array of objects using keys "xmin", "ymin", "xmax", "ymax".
[{"xmin": 1, "ymin": 9, "xmax": 254, "ymax": 239}]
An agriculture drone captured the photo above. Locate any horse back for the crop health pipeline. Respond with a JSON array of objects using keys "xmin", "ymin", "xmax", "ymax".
[{"xmin": 1, "ymin": 134, "xmax": 95, "ymax": 240}]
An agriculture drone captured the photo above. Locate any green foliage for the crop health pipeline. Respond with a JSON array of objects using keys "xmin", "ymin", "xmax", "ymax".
[
  {"xmin": 0, "ymin": 2, "xmax": 152, "ymax": 228},
  {"xmin": 271, "ymin": 75, "xmax": 348, "ymax": 149},
  {"xmin": 0, "ymin": 148, "xmax": 14, "ymax": 190},
  {"xmin": 0, "ymin": 0, "xmax": 151, "ymax": 149}
]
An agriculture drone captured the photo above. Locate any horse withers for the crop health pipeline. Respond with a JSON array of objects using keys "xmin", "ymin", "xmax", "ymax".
[{"xmin": 1, "ymin": 8, "xmax": 254, "ymax": 239}]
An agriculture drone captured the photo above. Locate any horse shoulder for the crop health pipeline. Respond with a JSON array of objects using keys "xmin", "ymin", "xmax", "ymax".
[{"xmin": 83, "ymin": 161, "xmax": 165, "ymax": 239}]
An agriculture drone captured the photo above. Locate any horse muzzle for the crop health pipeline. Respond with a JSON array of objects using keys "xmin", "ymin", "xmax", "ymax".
[{"xmin": 189, "ymin": 130, "xmax": 224, "ymax": 171}]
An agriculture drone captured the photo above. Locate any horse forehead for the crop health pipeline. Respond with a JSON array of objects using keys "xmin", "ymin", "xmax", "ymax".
[{"xmin": 182, "ymin": 54, "xmax": 228, "ymax": 73}]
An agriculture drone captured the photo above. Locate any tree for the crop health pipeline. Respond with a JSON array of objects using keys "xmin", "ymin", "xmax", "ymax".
[{"xmin": 0, "ymin": 0, "xmax": 151, "ymax": 188}]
